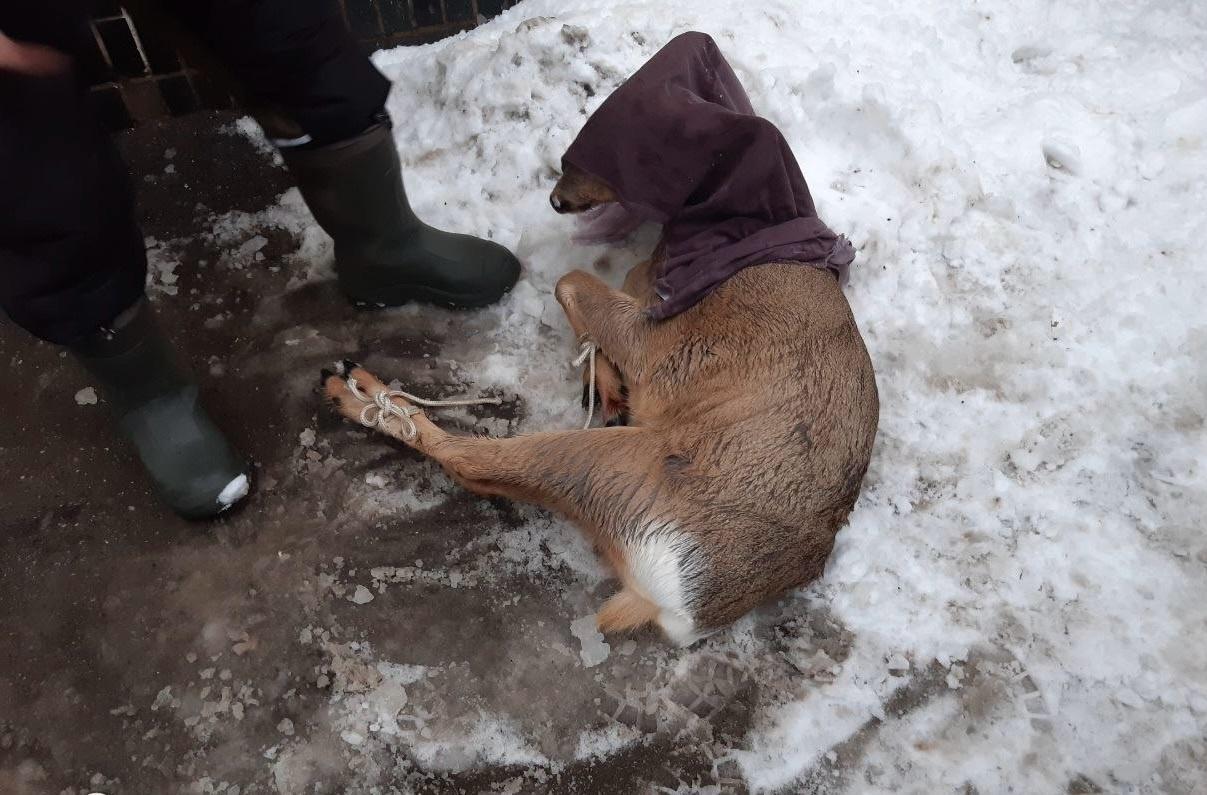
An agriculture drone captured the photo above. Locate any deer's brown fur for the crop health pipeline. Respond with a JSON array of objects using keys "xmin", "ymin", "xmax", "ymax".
[{"xmin": 323, "ymin": 169, "xmax": 878, "ymax": 645}]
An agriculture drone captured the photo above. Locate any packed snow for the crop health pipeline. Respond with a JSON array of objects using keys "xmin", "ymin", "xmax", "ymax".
[{"xmin": 138, "ymin": 0, "xmax": 1206, "ymax": 790}]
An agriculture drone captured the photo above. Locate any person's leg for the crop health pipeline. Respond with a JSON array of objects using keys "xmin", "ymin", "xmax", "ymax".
[
  {"xmin": 163, "ymin": 0, "xmax": 521, "ymax": 307},
  {"xmin": 0, "ymin": 14, "xmax": 249, "ymax": 519},
  {"xmin": 0, "ymin": 49, "xmax": 145, "ymax": 344}
]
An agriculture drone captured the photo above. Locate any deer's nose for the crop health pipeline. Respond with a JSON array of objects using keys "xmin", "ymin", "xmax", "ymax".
[{"xmin": 550, "ymin": 192, "xmax": 566, "ymax": 213}]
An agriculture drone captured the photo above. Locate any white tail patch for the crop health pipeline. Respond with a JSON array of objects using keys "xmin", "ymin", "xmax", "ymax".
[{"xmin": 625, "ymin": 523, "xmax": 705, "ymax": 646}]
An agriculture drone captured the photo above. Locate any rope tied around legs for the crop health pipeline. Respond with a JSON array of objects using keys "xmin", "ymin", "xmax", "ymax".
[
  {"xmin": 573, "ymin": 334, "xmax": 597, "ymax": 430},
  {"xmin": 341, "ymin": 335, "xmax": 596, "ymax": 440},
  {"xmin": 346, "ymin": 376, "xmax": 502, "ymax": 442}
]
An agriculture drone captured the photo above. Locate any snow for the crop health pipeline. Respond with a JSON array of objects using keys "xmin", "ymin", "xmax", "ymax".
[
  {"xmin": 216, "ymin": 473, "xmax": 249, "ymax": 508},
  {"xmin": 74, "ymin": 386, "xmax": 98, "ymax": 406},
  {"xmin": 138, "ymin": 0, "xmax": 1206, "ymax": 790},
  {"xmin": 222, "ymin": 116, "xmax": 285, "ymax": 167},
  {"xmin": 144, "ymin": 237, "xmax": 181, "ymax": 296}
]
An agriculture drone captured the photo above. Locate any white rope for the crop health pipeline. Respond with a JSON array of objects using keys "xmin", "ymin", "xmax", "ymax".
[
  {"xmin": 346, "ymin": 376, "xmax": 502, "ymax": 442},
  {"xmin": 345, "ymin": 337, "xmax": 597, "ymax": 440},
  {"xmin": 573, "ymin": 335, "xmax": 597, "ymax": 430}
]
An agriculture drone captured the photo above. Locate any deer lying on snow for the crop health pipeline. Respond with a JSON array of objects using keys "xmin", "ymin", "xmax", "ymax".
[{"xmin": 323, "ymin": 32, "xmax": 878, "ymax": 645}]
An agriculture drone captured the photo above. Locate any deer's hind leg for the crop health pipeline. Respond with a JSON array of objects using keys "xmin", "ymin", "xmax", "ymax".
[
  {"xmin": 323, "ymin": 363, "xmax": 658, "ymax": 514},
  {"xmin": 323, "ymin": 363, "xmax": 702, "ymax": 644}
]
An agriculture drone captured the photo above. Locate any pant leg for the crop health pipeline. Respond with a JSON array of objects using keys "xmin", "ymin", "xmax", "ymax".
[
  {"xmin": 163, "ymin": 0, "xmax": 392, "ymax": 146},
  {"xmin": 0, "ymin": 0, "xmax": 388, "ymax": 343},
  {"xmin": 0, "ymin": 7, "xmax": 148, "ymax": 346}
]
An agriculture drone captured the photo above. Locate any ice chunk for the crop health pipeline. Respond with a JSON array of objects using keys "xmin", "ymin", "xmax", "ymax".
[{"xmin": 570, "ymin": 616, "xmax": 610, "ymax": 667}]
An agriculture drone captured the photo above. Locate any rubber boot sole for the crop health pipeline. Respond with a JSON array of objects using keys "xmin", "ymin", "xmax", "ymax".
[{"xmin": 338, "ymin": 267, "xmax": 521, "ymax": 310}]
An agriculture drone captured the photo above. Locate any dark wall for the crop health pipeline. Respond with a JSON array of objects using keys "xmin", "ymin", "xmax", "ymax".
[{"xmin": 85, "ymin": 1, "xmax": 521, "ymax": 131}]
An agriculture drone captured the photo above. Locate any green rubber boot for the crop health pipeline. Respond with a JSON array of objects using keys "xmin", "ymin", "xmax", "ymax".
[
  {"xmin": 69, "ymin": 300, "xmax": 250, "ymax": 520},
  {"xmin": 281, "ymin": 124, "xmax": 521, "ymax": 308}
]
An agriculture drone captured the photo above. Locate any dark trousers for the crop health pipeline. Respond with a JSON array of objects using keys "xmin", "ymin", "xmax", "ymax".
[{"xmin": 0, "ymin": 0, "xmax": 390, "ymax": 344}]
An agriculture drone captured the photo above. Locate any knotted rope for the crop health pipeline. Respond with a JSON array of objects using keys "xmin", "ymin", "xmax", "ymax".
[{"xmin": 346, "ymin": 376, "xmax": 502, "ymax": 442}]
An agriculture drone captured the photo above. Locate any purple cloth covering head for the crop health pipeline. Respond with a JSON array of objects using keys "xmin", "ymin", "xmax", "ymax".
[{"xmin": 562, "ymin": 31, "xmax": 855, "ymax": 320}]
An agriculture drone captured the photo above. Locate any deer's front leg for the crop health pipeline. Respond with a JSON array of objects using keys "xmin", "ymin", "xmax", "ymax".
[
  {"xmin": 555, "ymin": 270, "xmax": 655, "ymax": 382},
  {"xmin": 580, "ymin": 352, "xmax": 628, "ymax": 426}
]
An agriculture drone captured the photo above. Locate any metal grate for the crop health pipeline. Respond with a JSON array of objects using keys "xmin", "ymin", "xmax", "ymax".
[{"xmin": 86, "ymin": 0, "xmax": 522, "ymax": 130}]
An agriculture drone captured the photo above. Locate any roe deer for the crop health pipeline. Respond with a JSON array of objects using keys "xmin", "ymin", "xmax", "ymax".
[{"xmin": 323, "ymin": 166, "xmax": 878, "ymax": 646}]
